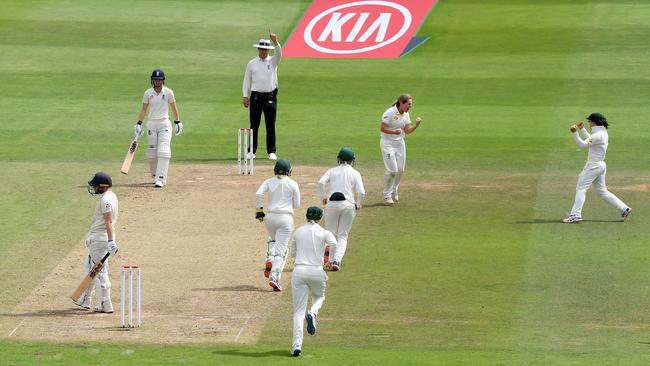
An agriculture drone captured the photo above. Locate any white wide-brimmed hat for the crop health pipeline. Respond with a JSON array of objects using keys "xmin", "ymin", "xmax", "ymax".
[{"xmin": 253, "ymin": 39, "xmax": 275, "ymax": 49}]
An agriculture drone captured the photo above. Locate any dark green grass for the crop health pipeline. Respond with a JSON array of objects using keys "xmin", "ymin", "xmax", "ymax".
[{"xmin": 1, "ymin": 0, "xmax": 650, "ymax": 365}]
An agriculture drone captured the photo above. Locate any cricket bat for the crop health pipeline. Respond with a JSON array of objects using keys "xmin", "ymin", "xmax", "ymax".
[
  {"xmin": 69, "ymin": 252, "xmax": 110, "ymax": 301},
  {"xmin": 120, "ymin": 138, "xmax": 139, "ymax": 174}
]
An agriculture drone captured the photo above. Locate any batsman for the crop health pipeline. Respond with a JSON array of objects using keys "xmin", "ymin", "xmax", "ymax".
[
  {"xmin": 72, "ymin": 172, "xmax": 119, "ymax": 312},
  {"xmin": 255, "ymin": 159, "xmax": 300, "ymax": 291}
]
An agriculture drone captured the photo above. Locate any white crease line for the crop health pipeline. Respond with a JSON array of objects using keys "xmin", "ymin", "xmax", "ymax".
[
  {"xmin": 8, "ymin": 318, "xmax": 26, "ymax": 337},
  {"xmin": 234, "ymin": 316, "xmax": 250, "ymax": 342}
]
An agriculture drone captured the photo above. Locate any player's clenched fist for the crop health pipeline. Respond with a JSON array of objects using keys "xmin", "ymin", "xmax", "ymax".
[
  {"xmin": 577, "ymin": 121, "xmax": 584, "ymax": 130},
  {"xmin": 570, "ymin": 124, "xmax": 578, "ymax": 133},
  {"xmin": 255, "ymin": 207, "xmax": 265, "ymax": 222}
]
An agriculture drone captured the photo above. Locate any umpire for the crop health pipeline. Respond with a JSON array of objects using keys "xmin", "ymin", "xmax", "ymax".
[{"xmin": 242, "ymin": 30, "xmax": 282, "ymax": 161}]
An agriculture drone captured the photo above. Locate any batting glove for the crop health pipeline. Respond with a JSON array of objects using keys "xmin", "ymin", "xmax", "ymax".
[
  {"xmin": 134, "ymin": 120, "xmax": 143, "ymax": 138},
  {"xmin": 174, "ymin": 120, "xmax": 183, "ymax": 136},
  {"xmin": 256, "ymin": 208, "xmax": 265, "ymax": 222},
  {"xmin": 107, "ymin": 240, "xmax": 119, "ymax": 256}
]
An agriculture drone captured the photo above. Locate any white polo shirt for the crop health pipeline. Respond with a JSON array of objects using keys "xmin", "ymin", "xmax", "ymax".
[
  {"xmin": 88, "ymin": 191, "xmax": 118, "ymax": 240},
  {"xmin": 573, "ymin": 125, "xmax": 609, "ymax": 164},
  {"xmin": 381, "ymin": 105, "xmax": 410, "ymax": 141},
  {"xmin": 255, "ymin": 175, "xmax": 300, "ymax": 214},
  {"xmin": 319, "ymin": 164, "xmax": 365, "ymax": 205},
  {"xmin": 242, "ymin": 45, "xmax": 282, "ymax": 96},
  {"xmin": 142, "ymin": 86, "xmax": 176, "ymax": 120},
  {"xmin": 292, "ymin": 222, "xmax": 337, "ymax": 266}
]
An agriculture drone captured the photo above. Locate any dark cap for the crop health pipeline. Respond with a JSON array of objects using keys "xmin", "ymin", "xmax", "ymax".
[{"xmin": 586, "ymin": 112, "xmax": 607, "ymax": 124}]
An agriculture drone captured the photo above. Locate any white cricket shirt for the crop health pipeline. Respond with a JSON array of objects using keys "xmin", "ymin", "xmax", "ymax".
[
  {"xmin": 319, "ymin": 164, "xmax": 365, "ymax": 205},
  {"xmin": 255, "ymin": 176, "xmax": 300, "ymax": 214},
  {"xmin": 242, "ymin": 45, "xmax": 282, "ymax": 96},
  {"xmin": 142, "ymin": 86, "xmax": 176, "ymax": 120},
  {"xmin": 380, "ymin": 105, "xmax": 410, "ymax": 141},
  {"xmin": 88, "ymin": 191, "xmax": 118, "ymax": 240},
  {"xmin": 573, "ymin": 125, "xmax": 608, "ymax": 164},
  {"xmin": 292, "ymin": 222, "xmax": 337, "ymax": 266}
]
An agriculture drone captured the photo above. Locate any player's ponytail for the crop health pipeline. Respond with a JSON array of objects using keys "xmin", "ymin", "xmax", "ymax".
[{"xmin": 392, "ymin": 94, "xmax": 412, "ymax": 108}]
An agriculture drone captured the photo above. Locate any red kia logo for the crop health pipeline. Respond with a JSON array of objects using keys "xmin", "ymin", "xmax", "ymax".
[{"xmin": 304, "ymin": 1, "xmax": 411, "ymax": 54}]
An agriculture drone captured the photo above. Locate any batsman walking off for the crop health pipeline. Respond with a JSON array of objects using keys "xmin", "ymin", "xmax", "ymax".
[
  {"xmin": 290, "ymin": 207, "xmax": 337, "ymax": 357},
  {"xmin": 255, "ymin": 159, "xmax": 300, "ymax": 291},
  {"xmin": 319, "ymin": 147, "xmax": 365, "ymax": 271},
  {"xmin": 380, "ymin": 94, "xmax": 422, "ymax": 204},
  {"xmin": 563, "ymin": 113, "xmax": 632, "ymax": 223},
  {"xmin": 73, "ymin": 172, "xmax": 119, "ymax": 312},
  {"xmin": 135, "ymin": 69, "xmax": 183, "ymax": 188}
]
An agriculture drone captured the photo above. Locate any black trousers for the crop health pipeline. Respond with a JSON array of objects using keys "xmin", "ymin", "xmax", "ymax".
[{"xmin": 249, "ymin": 89, "xmax": 277, "ymax": 154}]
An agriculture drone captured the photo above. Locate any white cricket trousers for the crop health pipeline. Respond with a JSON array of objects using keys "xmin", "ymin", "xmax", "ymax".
[
  {"xmin": 292, "ymin": 265, "xmax": 328, "ymax": 351},
  {"xmin": 570, "ymin": 162, "xmax": 627, "ymax": 217},
  {"xmin": 79, "ymin": 237, "xmax": 111, "ymax": 304},
  {"xmin": 146, "ymin": 118, "xmax": 172, "ymax": 183},
  {"xmin": 380, "ymin": 138, "xmax": 406, "ymax": 198},
  {"xmin": 265, "ymin": 213, "xmax": 294, "ymax": 280},
  {"xmin": 323, "ymin": 200, "xmax": 356, "ymax": 264}
]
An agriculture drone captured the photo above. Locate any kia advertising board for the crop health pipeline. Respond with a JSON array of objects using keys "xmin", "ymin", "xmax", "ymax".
[{"xmin": 283, "ymin": 0, "xmax": 438, "ymax": 58}]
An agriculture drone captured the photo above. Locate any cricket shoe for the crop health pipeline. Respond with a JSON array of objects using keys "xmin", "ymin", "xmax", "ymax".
[
  {"xmin": 269, "ymin": 276, "xmax": 282, "ymax": 292},
  {"xmin": 154, "ymin": 180, "xmax": 164, "ymax": 188},
  {"xmin": 331, "ymin": 261, "xmax": 340, "ymax": 271},
  {"xmin": 621, "ymin": 207, "xmax": 632, "ymax": 221},
  {"xmin": 292, "ymin": 348, "xmax": 301, "ymax": 357},
  {"xmin": 391, "ymin": 191, "xmax": 399, "ymax": 203},
  {"xmin": 562, "ymin": 215, "xmax": 582, "ymax": 223},
  {"xmin": 268, "ymin": 153, "xmax": 277, "ymax": 161},
  {"xmin": 264, "ymin": 260, "xmax": 272, "ymax": 278},
  {"xmin": 246, "ymin": 152, "xmax": 255, "ymax": 160},
  {"xmin": 73, "ymin": 296, "xmax": 91, "ymax": 310},
  {"xmin": 306, "ymin": 313, "xmax": 317, "ymax": 335},
  {"xmin": 94, "ymin": 300, "xmax": 114, "ymax": 313},
  {"xmin": 383, "ymin": 196, "xmax": 394, "ymax": 205}
]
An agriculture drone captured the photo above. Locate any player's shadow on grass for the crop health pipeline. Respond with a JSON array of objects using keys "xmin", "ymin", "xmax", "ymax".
[
  {"xmin": 192, "ymin": 285, "xmax": 267, "ymax": 292},
  {"xmin": 213, "ymin": 349, "xmax": 289, "ymax": 358},
  {"xmin": 514, "ymin": 219, "xmax": 621, "ymax": 224}
]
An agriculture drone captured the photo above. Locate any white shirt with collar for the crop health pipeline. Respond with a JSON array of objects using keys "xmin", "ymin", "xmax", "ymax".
[
  {"xmin": 291, "ymin": 222, "xmax": 337, "ymax": 267},
  {"xmin": 573, "ymin": 125, "xmax": 608, "ymax": 165},
  {"xmin": 142, "ymin": 86, "xmax": 176, "ymax": 120},
  {"xmin": 318, "ymin": 163, "xmax": 365, "ymax": 205},
  {"xmin": 242, "ymin": 45, "xmax": 282, "ymax": 96},
  {"xmin": 255, "ymin": 175, "xmax": 300, "ymax": 214},
  {"xmin": 88, "ymin": 191, "xmax": 118, "ymax": 240},
  {"xmin": 381, "ymin": 105, "xmax": 410, "ymax": 141}
]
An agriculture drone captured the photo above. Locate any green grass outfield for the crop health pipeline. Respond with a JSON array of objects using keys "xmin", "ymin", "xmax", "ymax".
[{"xmin": 1, "ymin": 0, "xmax": 650, "ymax": 364}]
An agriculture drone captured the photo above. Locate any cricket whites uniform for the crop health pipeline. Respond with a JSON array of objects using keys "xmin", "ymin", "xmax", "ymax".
[
  {"xmin": 319, "ymin": 164, "xmax": 365, "ymax": 266},
  {"xmin": 291, "ymin": 222, "xmax": 337, "ymax": 353},
  {"xmin": 256, "ymin": 176, "xmax": 300, "ymax": 284},
  {"xmin": 79, "ymin": 191, "xmax": 118, "ymax": 310},
  {"xmin": 242, "ymin": 44, "xmax": 281, "ymax": 155},
  {"xmin": 381, "ymin": 105, "xmax": 410, "ymax": 200},
  {"xmin": 568, "ymin": 126, "xmax": 630, "ymax": 217},
  {"xmin": 143, "ymin": 86, "xmax": 176, "ymax": 184}
]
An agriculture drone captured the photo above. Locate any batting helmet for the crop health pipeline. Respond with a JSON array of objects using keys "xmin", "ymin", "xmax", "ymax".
[
  {"xmin": 306, "ymin": 206, "xmax": 323, "ymax": 221},
  {"xmin": 274, "ymin": 159, "xmax": 292, "ymax": 176},
  {"xmin": 337, "ymin": 147, "xmax": 355, "ymax": 163},
  {"xmin": 151, "ymin": 69, "xmax": 165, "ymax": 82},
  {"xmin": 87, "ymin": 172, "xmax": 112, "ymax": 195}
]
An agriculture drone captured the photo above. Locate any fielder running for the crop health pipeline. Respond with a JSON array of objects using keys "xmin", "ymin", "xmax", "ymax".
[
  {"xmin": 563, "ymin": 113, "xmax": 632, "ymax": 223},
  {"xmin": 380, "ymin": 94, "xmax": 422, "ymax": 204},
  {"xmin": 318, "ymin": 147, "xmax": 365, "ymax": 271},
  {"xmin": 290, "ymin": 207, "xmax": 337, "ymax": 357},
  {"xmin": 135, "ymin": 69, "xmax": 183, "ymax": 188},
  {"xmin": 73, "ymin": 172, "xmax": 119, "ymax": 312},
  {"xmin": 255, "ymin": 159, "xmax": 301, "ymax": 291}
]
